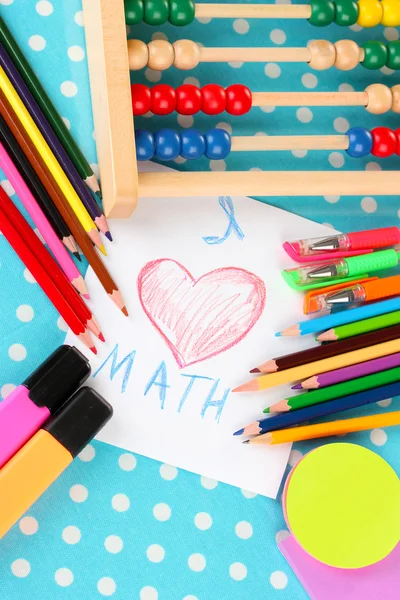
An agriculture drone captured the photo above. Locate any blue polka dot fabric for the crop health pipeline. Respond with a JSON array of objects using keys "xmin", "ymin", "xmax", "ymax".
[{"xmin": 0, "ymin": 1, "xmax": 399, "ymax": 599}]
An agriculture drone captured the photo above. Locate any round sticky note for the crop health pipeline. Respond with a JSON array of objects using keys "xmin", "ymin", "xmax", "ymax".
[{"xmin": 284, "ymin": 443, "xmax": 400, "ymax": 569}]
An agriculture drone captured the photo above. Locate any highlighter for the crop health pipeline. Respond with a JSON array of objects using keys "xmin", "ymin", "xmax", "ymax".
[
  {"xmin": 0, "ymin": 386, "xmax": 112, "ymax": 539},
  {"xmin": 0, "ymin": 345, "xmax": 91, "ymax": 469}
]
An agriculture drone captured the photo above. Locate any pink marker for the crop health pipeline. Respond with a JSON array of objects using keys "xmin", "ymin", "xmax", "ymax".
[{"xmin": 0, "ymin": 345, "xmax": 90, "ymax": 468}]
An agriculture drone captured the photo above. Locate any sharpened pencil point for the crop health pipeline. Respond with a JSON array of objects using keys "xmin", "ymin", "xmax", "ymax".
[
  {"xmin": 73, "ymin": 251, "xmax": 82, "ymax": 262},
  {"xmin": 250, "ymin": 367, "xmax": 260, "ymax": 373},
  {"xmin": 90, "ymin": 346, "xmax": 97, "ymax": 355},
  {"xmin": 121, "ymin": 306, "xmax": 129, "ymax": 317},
  {"xmin": 96, "ymin": 190, "xmax": 103, "ymax": 201},
  {"xmin": 292, "ymin": 383, "xmax": 302, "ymax": 390},
  {"xmin": 263, "ymin": 407, "xmax": 270, "ymax": 414},
  {"xmin": 98, "ymin": 332, "xmax": 105, "ymax": 343},
  {"xmin": 275, "ymin": 332, "xmax": 281, "ymax": 337},
  {"xmin": 242, "ymin": 440, "xmax": 250, "ymax": 444},
  {"xmin": 83, "ymin": 293, "xmax": 90, "ymax": 300},
  {"xmin": 99, "ymin": 244, "xmax": 107, "ymax": 257},
  {"xmin": 233, "ymin": 428, "xmax": 244, "ymax": 436},
  {"xmin": 105, "ymin": 230, "xmax": 113, "ymax": 242}
]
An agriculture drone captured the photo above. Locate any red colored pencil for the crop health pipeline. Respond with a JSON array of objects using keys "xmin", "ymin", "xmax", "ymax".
[{"xmin": 0, "ymin": 187, "xmax": 96, "ymax": 352}]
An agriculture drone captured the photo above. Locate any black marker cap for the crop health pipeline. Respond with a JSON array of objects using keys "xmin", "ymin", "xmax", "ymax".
[
  {"xmin": 23, "ymin": 345, "xmax": 91, "ymax": 411},
  {"xmin": 44, "ymin": 387, "xmax": 113, "ymax": 458}
]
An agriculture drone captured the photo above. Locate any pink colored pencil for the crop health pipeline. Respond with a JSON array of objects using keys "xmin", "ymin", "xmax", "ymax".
[{"xmin": 0, "ymin": 142, "xmax": 88, "ymax": 297}]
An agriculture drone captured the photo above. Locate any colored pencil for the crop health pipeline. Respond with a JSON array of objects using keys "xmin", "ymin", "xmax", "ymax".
[
  {"xmin": 266, "ymin": 366, "xmax": 400, "ymax": 414},
  {"xmin": 251, "ymin": 324, "xmax": 400, "ymax": 374},
  {"xmin": 235, "ymin": 380, "xmax": 400, "ymax": 437},
  {"xmin": 317, "ymin": 310, "xmax": 400, "ymax": 342},
  {"xmin": 0, "ymin": 44, "xmax": 111, "ymax": 241},
  {"xmin": 0, "ymin": 142, "xmax": 88, "ymax": 297},
  {"xmin": 0, "ymin": 189, "xmax": 96, "ymax": 352},
  {"xmin": 293, "ymin": 352, "xmax": 400, "ymax": 390},
  {"xmin": 0, "ymin": 88, "xmax": 127, "ymax": 314},
  {"xmin": 0, "ymin": 67, "xmax": 105, "ymax": 254},
  {"xmin": 277, "ymin": 297, "xmax": 400, "ymax": 337},
  {"xmin": 0, "ymin": 16, "xmax": 101, "ymax": 198},
  {"xmin": 233, "ymin": 338, "xmax": 400, "ymax": 392},
  {"xmin": 0, "ymin": 114, "xmax": 79, "ymax": 258},
  {"xmin": 244, "ymin": 410, "xmax": 400, "ymax": 446}
]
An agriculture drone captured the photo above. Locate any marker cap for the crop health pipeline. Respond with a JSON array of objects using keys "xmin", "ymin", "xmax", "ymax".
[
  {"xmin": 23, "ymin": 345, "xmax": 91, "ymax": 411},
  {"xmin": 44, "ymin": 387, "xmax": 113, "ymax": 458}
]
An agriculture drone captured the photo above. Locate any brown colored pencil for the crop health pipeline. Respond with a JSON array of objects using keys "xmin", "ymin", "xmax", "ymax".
[
  {"xmin": 0, "ymin": 88, "xmax": 127, "ymax": 315},
  {"xmin": 249, "ymin": 324, "xmax": 400, "ymax": 374}
]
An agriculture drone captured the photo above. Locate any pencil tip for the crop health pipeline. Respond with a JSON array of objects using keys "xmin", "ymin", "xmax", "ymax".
[
  {"xmin": 83, "ymin": 293, "xmax": 90, "ymax": 300},
  {"xmin": 233, "ymin": 428, "xmax": 244, "ymax": 436},
  {"xmin": 99, "ymin": 244, "xmax": 107, "ymax": 257},
  {"xmin": 96, "ymin": 190, "xmax": 103, "ymax": 201},
  {"xmin": 105, "ymin": 230, "xmax": 113, "ymax": 242},
  {"xmin": 98, "ymin": 332, "xmax": 105, "ymax": 343},
  {"xmin": 292, "ymin": 383, "xmax": 302, "ymax": 390},
  {"xmin": 250, "ymin": 367, "xmax": 260, "ymax": 373},
  {"xmin": 275, "ymin": 332, "xmax": 281, "ymax": 337},
  {"xmin": 121, "ymin": 306, "xmax": 129, "ymax": 317},
  {"xmin": 263, "ymin": 407, "xmax": 270, "ymax": 414},
  {"xmin": 242, "ymin": 440, "xmax": 250, "ymax": 445},
  {"xmin": 73, "ymin": 251, "xmax": 82, "ymax": 262},
  {"xmin": 90, "ymin": 346, "xmax": 97, "ymax": 355}
]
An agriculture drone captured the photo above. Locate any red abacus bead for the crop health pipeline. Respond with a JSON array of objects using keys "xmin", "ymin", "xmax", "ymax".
[
  {"xmin": 371, "ymin": 127, "xmax": 397, "ymax": 157},
  {"xmin": 395, "ymin": 129, "xmax": 400, "ymax": 155},
  {"xmin": 131, "ymin": 84, "xmax": 151, "ymax": 116},
  {"xmin": 201, "ymin": 84, "xmax": 226, "ymax": 115},
  {"xmin": 226, "ymin": 84, "xmax": 252, "ymax": 116},
  {"xmin": 176, "ymin": 84, "xmax": 202, "ymax": 115},
  {"xmin": 150, "ymin": 84, "xmax": 177, "ymax": 115}
]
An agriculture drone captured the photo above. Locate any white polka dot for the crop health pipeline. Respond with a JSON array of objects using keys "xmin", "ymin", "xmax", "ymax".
[
  {"xmin": 153, "ymin": 503, "xmax": 171, "ymax": 521},
  {"xmin": 62, "ymin": 117, "xmax": 71, "ymax": 129},
  {"xmin": 147, "ymin": 544, "xmax": 165, "ymax": 563},
  {"xmin": 140, "ymin": 587, "xmax": 159, "ymax": 600},
  {"xmin": 177, "ymin": 114, "xmax": 194, "ymax": 128},
  {"xmin": 118, "ymin": 453, "xmax": 136, "ymax": 471},
  {"xmin": 197, "ymin": 16, "xmax": 212, "ymax": 23},
  {"xmin": 334, "ymin": 117, "xmax": 349, "ymax": 133},
  {"xmin": 67, "ymin": 46, "xmax": 85, "ymax": 62},
  {"xmin": 160, "ymin": 464, "xmax": 178, "ymax": 480},
  {"xmin": 28, "ymin": 35, "xmax": 46, "ymax": 51},
  {"xmin": 301, "ymin": 73, "xmax": 318, "ymax": 89},
  {"xmin": 1, "ymin": 179, "xmax": 15, "ymax": 196},
  {"xmin": 260, "ymin": 105, "xmax": 275, "ymax": 114},
  {"xmin": 200, "ymin": 476, "xmax": 218, "ymax": 489},
  {"xmin": 210, "ymin": 159, "xmax": 226, "ymax": 171},
  {"xmin": 270, "ymin": 571, "xmax": 288, "ymax": 589},
  {"xmin": 183, "ymin": 77, "xmax": 200, "ymax": 86},
  {"xmin": 377, "ymin": 398, "xmax": 392, "ymax": 408},
  {"xmin": 370, "ymin": 428, "xmax": 387, "ymax": 446},
  {"xmin": 8, "ymin": 344, "xmax": 27, "ymax": 362},
  {"xmin": 188, "ymin": 553, "xmax": 206, "ymax": 572},
  {"xmin": 350, "ymin": 23, "xmax": 363, "ymax": 32},
  {"xmin": 57, "ymin": 316, "xmax": 68, "ymax": 331},
  {"xmin": 384, "ymin": 27, "xmax": 399, "ymax": 41},
  {"xmin": 74, "ymin": 10, "xmax": 84, "ymax": 25},
  {"xmin": 151, "ymin": 32, "xmax": 168, "ymax": 41},
  {"xmin": 275, "ymin": 530, "xmax": 291, "ymax": 544},
  {"xmin": 19, "ymin": 516, "xmax": 38, "ymax": 535},
  {"xmin": 233, "ymin": 18, "xmax": 249, "ymax": 34},
  {"xmin": 62, "ymin": 525, "xmax": 81, "ymax": 544},
  {"xmin": 264, "ymin": 63, "xmax": 281, "ymax": 78},
  {"xmin": 235, "ymin": 521, "xmax": 253, "ymax": 539},
  {"xmin": 36, "ymin": 0, "xmax": 53, "ymax": 15},
  {"xmin": 78, "ymin": 444, "xmax": 95, "ymax": 462},
  {"xmin": 11, "ymin": 559, "xmax": 30, "ymax": 577},
  {"xmin": 322, "ymin": 222, "xmax": 335, "ymax": 229},
  {"xmin": 69, "ymin": 484, "xmax": 88, "ymax": 503},
  {"xmin": 276, "ymin": 0, "xmax": 291, "ymax": 4},
  {"xmin": 216, "ymin": 122, "xmax": 232, "ymax": 134},
  {"xmin": 366, "ymin": 161, "xmax": 381, "ymax": 171},
  {"xmin": 194, "ymin": 512, "xmax": 212, "ymax": 530},
  {"xmin": 0, "ymin": 0, "xmax": 14, "ymax": 4},
  {"xmin": 229, "ymin": 562, "xmax": 247, "ymax": 581},
  {"xmin": 241, "ymin": 489, "xmax": 257, "ymax": 498},
  {"xmin": 97, "ymin": 577, "xmax": 117, "ymax": 596},
  {"xmin": 16, "ymin": 304, "xmax": 34, "ymax": 323},
  {"xmin": 183, "ymin": 597, "xmax": 198, "ymax": 600},
  {"xmin": 24, "ymin": 268, "xmax": 36, "ymax": 284},
  {"xmin": 104, "ymin": 535, "xmax": 123, "ymax": 554},
  {"xmin": 270, "ymin": 29, "xmax": 286, "ymax": 44},
  {"xmin": 339, "ymin": 83, "xmax": 354, "ymax": 93},
  {"xmin": 324, "ymin": 195, "xmax": 340, "ymax": 203},
  {"xmin": 361, "ymin": 196, "xmax": 377, "ymax": 213},
  {"xmin": 228, "ymin": 61, "xmax": 244, "ymax": 68},
  {"xmin": 296, "ymin": 107, "xmax": 313, "ymax": 123},
  {"xmin": 381, "ymin": 66, "xmax": 394, "ymax": 76},
  {"xmin": 60, "ymin": 81, "xmax": 78, "ymax": 97},
  {"xmin": 34, "ymin": 228, "xmax": 46, "ymax": 245},
  {"xmin": 292, "ymin": 149, "xmax": 307, "ymax": 158},
  {"xmin": 329, "ymin": 152, "xmax": 345, "ymax": 168},
  {"xmin": 145, "ymin": 69, "xmax": 162, "ymax": 83},
  {"xmin": 288, "ymin": 449, "xmax": 303, "ymax": 467},
  {"xmin": 1, "ymin": 383, "xmax": 16, "ymax": 398},
  {"xmin": 111, "ymin": 493, "xmax": 130, "ymax": 512},
  {"xmin": 55, "ymin": 568, "xmax": 73, "ymax": 587},
  {"xmin": 398, "ymin": 208, "xmax": 400, "ymax": 218},
  {"xmin": 174, "ymin": 156, "xmax": 187, "ymax": 164}
]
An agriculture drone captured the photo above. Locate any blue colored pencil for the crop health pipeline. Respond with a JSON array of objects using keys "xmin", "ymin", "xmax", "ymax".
[
  {"xmin": 277, "ymin": 297, "xmax": 400, "ymax": 338},
  {"xmin": 234, "ymin": 380, "xmax": 400, "ymax": 437}
]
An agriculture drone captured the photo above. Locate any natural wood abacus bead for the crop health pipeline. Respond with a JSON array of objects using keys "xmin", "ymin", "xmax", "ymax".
[
  {"xmin": 127, "ymin": 39, "xmax": 149, "ymax": 70},
  {"xmin": 147, "ymin": 40, "xmax": 174, "ymax": 70},
  {"xmin": 334, "ymin": 40, "xmax": 361, "ymax": 71},
  {"xmin": 365, "ymin": 83, "xmax": 393, "ymax": 114},
  {"xmin": 391, "ymin": 84, "xmax": 400, "ymax": 113},
  {"xmin": 307, "ymin": 40, "xmax": 335, "ymax": 70},
  {"xmin": 173, "ymin": 40, "xmax": 201, "ymax": 70}
]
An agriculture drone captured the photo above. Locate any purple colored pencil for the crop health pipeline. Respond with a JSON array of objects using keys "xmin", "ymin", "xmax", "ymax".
[
  {"xmin": 0, "ymin": 42, "xmax": 112, "ymax": 241},
  {"xmin": 293, "ymin": 352, "xmax": 400, "ymax": 390}
]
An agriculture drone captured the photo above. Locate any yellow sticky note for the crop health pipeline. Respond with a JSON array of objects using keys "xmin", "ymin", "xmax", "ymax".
[{"xmin": 284, "ymin": 443, "xmax": 400, "ymax": 569}]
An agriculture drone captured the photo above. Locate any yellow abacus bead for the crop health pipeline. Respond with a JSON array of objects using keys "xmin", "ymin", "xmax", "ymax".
[
  {"xmin": 172, "ymin": 40, "xmax": 201, "ymax": 70},
  {"xmin": 307, "ymin": 40, "xmax": 336, "ymax": 70},
  {"xmin": 391, "ymin": 84, "xmax": 400, "ymax": 113},
  {"xmin": 357, "ymin": 0, "xmax": 383, "ymax": 27},
  {"xmin": 381, "ymin": 0, "xmax": 400, "ymax": 26},
  {"xmin": 147, "ymin": 40, "xmax": 174, "ymax": 71},
  {"xmin": 365, "ymin": 83, "xmax": 393, "ymax": 114},
  {"xmin": 127, "ymin": 40, "xmax": 149, "ymax": 70},
  {"xmin": 334, "ymin": 40, "xmax": 361, "ymax": 71}
]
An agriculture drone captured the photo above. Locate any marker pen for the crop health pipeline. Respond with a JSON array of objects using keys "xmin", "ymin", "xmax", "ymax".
[
  {"xmin": 0, "ymin": 386, "xmax": 112, "ymax": 539},
  {"xmin": 0, "ymin": 345, "xmax": 90, "ymax": 469}
]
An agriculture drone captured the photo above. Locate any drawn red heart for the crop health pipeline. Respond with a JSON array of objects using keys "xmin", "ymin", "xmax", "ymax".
[{"xmin": 137, "ymin": 259, "xmax": 266, "ymax": 368}]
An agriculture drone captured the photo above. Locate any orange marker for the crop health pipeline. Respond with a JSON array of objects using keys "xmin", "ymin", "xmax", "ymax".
[
  {"xmin": 316, "ymin": 275, "xmax": 400, "ymax": 311},
  {"xmin": 303, "ymin": 277, "xmax": 378, "ymax": 314},
  {"xmin": 0, "ymin": 387, "xmax": 112, "ymax": 539}
]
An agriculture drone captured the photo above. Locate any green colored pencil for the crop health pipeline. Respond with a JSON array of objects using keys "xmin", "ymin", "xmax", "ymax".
[
  {"xmin": 0, "ymin": 16, "xmax": 100, "ymax": 197},
  {"xmin": 264, "ymin": 365, "xmax": 400, "ymax": 413},
  {"xmin": 317, "ymin": 310, "xmax": 400, "ymax": 342}
]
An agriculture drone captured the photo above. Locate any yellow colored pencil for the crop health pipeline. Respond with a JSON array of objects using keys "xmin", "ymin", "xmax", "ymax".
[
  {"xmin": 0, "ymin": 66, "xmax": 104, "ymax": 253},
  {"xmin": 233, "ymin": 338, "xmax": 400, "ymax": 392},
  {"xmin": 244, "ymin": 410, "xmax": 400, "ymax": 445}
]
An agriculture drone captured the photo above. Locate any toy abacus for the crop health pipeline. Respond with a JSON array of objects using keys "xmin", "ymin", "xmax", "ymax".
[{"xmin": 82, "ymin": 0, "xmax": 400, "ymax": 218}]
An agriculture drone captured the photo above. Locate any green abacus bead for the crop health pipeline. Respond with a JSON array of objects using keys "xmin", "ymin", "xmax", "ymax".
[
  {"xmin": 362, "ymin": 40, "xmax": 388, "ymax": 69},
  {"xmin": 125, "ymin": 0, "xmax": 144, "ymax": 24},
  {"xmin": 143, "ymin": 0, "xmax": 169, "ymax": 24},
  {"xmin": 334, "ymin": 0, "xmax": 359, "ymax": 24},
  {"xmin": 169, "ymin": 0, "xmax": 195, "ymax": 25},
  {"xmin": 387, "ymin": 41, "xmax": 400, "ymax": 70},
  {"xmin": 308, "ymin": 0, "xmax": 336, "ymax": 25}
]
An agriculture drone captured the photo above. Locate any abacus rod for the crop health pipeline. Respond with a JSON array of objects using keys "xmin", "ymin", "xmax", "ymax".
[
  {"xmin": 194, "ymin": 3, "xmax": 312, "ymax": 19},
  {"xmin": 199, "ymin": 47, "xmax": 311, "ymax": 63},
  {"xmin": 252, "ymin": 91, "xmax": 368, "ymax": 108},
  {"xmin": 230, "ymin": 135, "xmax": 349, "ymax": 152}
]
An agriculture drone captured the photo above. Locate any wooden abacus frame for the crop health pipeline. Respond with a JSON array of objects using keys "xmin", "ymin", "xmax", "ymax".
[{"xmin": 83, "ymin": 0, "xmax": 400, "ymax": 219}]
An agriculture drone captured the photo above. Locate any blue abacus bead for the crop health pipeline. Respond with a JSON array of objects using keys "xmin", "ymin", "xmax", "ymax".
[
  {"xmin": 154, "ymin": 129, "xmax": 181, "ymax": 161},
  {"xmin": 204, "ymin": 128, "xmax": 231, "ymax": 160},
  {"xmin": 135, "ymin": 130, "xmax": 155, "ymax": 161},
  {"xmin": 181, "ymin": 130, "xmax": 206, "ymax": 159},
  {"xmin": 346, "ymin": 127, "xmax": 373, "ymax": 158}
]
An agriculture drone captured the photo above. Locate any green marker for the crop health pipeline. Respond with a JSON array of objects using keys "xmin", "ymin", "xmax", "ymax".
[{"xmin": 304, "ymin": 249, "xmax": 400, "ymax": 283}]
